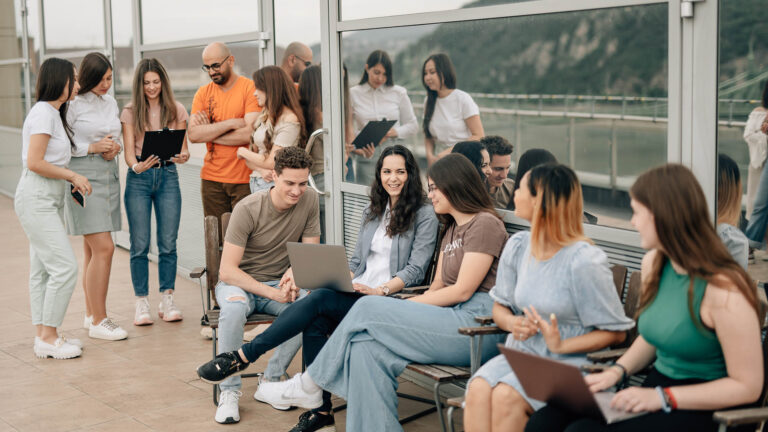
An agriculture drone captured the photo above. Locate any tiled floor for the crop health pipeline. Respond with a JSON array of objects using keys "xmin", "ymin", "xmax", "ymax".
[{"xmin": 0, "ymin": 195, "xmax": 448, "ymax": 432}]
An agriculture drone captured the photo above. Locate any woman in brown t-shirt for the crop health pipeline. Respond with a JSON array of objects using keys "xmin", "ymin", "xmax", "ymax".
[{"xmin": 254, "ymin": 153, "xmax": 509, "ymax": 431}]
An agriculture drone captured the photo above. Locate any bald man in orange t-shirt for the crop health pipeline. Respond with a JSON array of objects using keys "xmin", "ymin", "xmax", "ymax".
[{"xmin": 188, "ymin": 42, "xmax": 261, "ymax": 225}]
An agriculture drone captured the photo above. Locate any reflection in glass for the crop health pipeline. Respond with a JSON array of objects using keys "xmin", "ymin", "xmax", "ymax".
[
  {"xmin": 140, "ymin": 0, "xmax": 259, "ymax": 45},
  {"xmin": 0, "ymin": 64, "xmax": 25, "ymax": 128},
  {"xmin": 112, "ymin": 0, "xmax": 134, "ymax": 109},
  {"xmin": 275, "ymin": 0, "xmax": 321, "ymax": 63},
  {"xmin": 42, "ymin": 0, "xmax": 105, "ymax": 50},
  {"xmin": 340, "ymin": 4, "xmax": 668, "ymax": 229},
  {"xmin": 341, "ymin": 0, "xmax": 535, "ymax": 21}
]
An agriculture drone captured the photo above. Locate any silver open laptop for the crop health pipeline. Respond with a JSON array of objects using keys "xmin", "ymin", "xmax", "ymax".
[
  {"xmin": 286, "ymin": 242, "xmax": 356, "ymax": 293},
  {"xmin": 499, "ymin": 345, "xmax": 644, "ymax": 424}
]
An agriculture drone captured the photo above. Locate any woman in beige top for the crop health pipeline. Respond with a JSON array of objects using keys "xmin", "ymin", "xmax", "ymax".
[{"xmin": 236, "ymin": 65, "xmax": 306, "ymax": 193}]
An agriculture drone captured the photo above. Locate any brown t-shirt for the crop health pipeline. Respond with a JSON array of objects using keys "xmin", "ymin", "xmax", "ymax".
[
  {"xmin": 225, "ymin": 188, "xmax": 321, "ymax": 281},
  {"xmin": 491, "ymin": 178, "xmax": 515, "ymax": 209},
  {"xmin": 440, "ymin": 211, "xmax": 508, "ymax": 293}
]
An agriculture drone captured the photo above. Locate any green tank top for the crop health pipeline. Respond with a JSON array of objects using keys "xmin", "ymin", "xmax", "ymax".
[{"xmin": 637, "ymin": 260, "xmax": 726, "ymax": 380}]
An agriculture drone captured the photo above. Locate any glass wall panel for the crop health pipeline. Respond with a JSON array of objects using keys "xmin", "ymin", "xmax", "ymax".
[
  {"xmin": 716, "ymin": 0, "xmax": 768, "ymax": 246},
  {"xmin": 139, "ymin": 0, "xmax": 259, "ymax": 45},
  {"xmin": 112, "ymin": 0, "xmax": 134, "ymax": 109},
  {"xmin": 274, "ymin": 0, "xmax": 321, "ymax": 65},
  {"xmin": 42, "ymin": 0, "xmax": 105, "ymax": 51},
  {"xmin": 0, "ymin": 64, "xmax": 25, "ymax": 128},
  {"xmin": 340, "ymin": 4, "xmax": 668, "ymax": 230},
  {"xmin": 341, "ymin": 0, "xmax": 538, "ymax": 21}
]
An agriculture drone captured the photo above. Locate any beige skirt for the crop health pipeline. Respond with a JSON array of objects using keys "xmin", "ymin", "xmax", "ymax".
[{"xmin": 64, "ymin": 155, "xmax": 121, "ymax": 235}]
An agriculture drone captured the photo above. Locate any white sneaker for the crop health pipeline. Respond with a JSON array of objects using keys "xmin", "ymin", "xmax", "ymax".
[
  {"xmin": 134, "ymin": 298, "xmax": 154, "ymax": 326},
  {"xmin": 200, "ymin": 327, "xmax": 213, "ymax": 339},
  {"xmin": 83, "ymin": 315, "xmax": 92, "ymax": 329},
  {"xmin": 262, "ymin": 373, "xmax": 323, "ymax": 410},
  {"xmin": 254, "ymin": 375, "xmax": 293, "ymax": 411},
  {"xmin": 89, "ymin": 318, "xmax": 128, "ymax": 341},
  {"xmin": 60, "ymin": 335, "xmax": 83, "ymax": 348},
  {"xmin": 158, "ymin": 292, "xmax": 183, "ymax": 322},
  {"xmin": 215, "ymin": 390, "xmax": 241, "ymax": 424},
  {"xmin": 34, "ymin": 337, "xmax": 82, "ymax": 359}
]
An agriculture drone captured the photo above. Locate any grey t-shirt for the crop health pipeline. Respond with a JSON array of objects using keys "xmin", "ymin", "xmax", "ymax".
[{"xmin": 225, "ymin": 188, "xmax": 320, "ymax": 281}]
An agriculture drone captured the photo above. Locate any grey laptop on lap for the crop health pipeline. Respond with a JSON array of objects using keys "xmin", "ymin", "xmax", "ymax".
[
  {"xmin": 286, "ymin": 243, "xmax": 356, "ymax": 293},
  {"xmin": 499, "ymin": 345, "xmax": 644, "ymax": 424}
]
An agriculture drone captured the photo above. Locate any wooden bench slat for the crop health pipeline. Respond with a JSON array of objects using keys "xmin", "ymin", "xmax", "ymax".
[
  {"xmin": 189, "ymin": 267, "xmax": 206, "ymax": 279},
  {"xmin": 473, "ymin": 315, "xmax": 494, "ymax": 325},
  {"xmin": 713, "ymin": 407, "xmax": 768, "ymax": 426},
  {"xmin": 406, "ymin": 364, "xmax": 462, "ymax": 381},
  {"xmin": 586, "ymin": 348, "xmax": 628, "ymax": 363},
  {"xmin": 458, "ymin": 326, "xmax": 506, "ymax": 336},
  {"xmin": 446, "ymin": 397, "xmax": 465, "ymax": 408},
  {"xmin": 430, "ymin": 364, "xmax": 470, "ymax": 378},
  {"xmin": 206, "ymin": 310, "xmax": 276, "ymax": 328}
]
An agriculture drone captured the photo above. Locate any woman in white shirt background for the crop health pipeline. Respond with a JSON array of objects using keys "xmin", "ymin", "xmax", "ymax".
[
  {"xmin": 348, "ymin": 50, "xmax": 418, "ymax": 185},
  {"xmin": 743, "ymin": 80, "xmax": 768, "ymax": 218},
  {"xmin": 15, "ymin": 58, "xmax": 91, "ymax": 359},
  {"xmin": 422, "ymin": 53, "xmax": 484, "ymax": 166},
  {"xmin": 65, "ymin": 52, "xmax": 127, "ymax": 341}
]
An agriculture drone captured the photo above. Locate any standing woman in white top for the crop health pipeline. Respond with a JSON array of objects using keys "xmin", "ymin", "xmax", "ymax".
[
  {"xmin": 15, "ymin": 58, "xmax": 91, "ymax": 359},
  {"xmin": 422, "ymin": 53, "xmax": 484, "ymax": 165},
  {"xmin": 743, "ymin": 81, "xmax": 768, "ymax": 218},
  {"xmin": 122, "ymin": 58, "xmax": 189, "ymax": 326},
  {"xmin": 349, "ymin": 50, "xmax": 418, "ymax": 185},
  {"xmin": 65, "ymin": 52, "xmax": 127, "ymax": 341},
  {"xmin": 236, "ymin": 66, "xmax": 306, "ymax": 193}
]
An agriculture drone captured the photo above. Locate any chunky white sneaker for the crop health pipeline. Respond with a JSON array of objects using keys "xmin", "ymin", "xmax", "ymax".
[
  {"xmin": 264, "ymin": 373, "xmax": 323, "ymax": 410},
  {"xmin": 158, "ymin": 292, "xmax": 182, "ymax": 322},
  {"xmin": 89, "ymin": 318, "xmax": 128, "ymax": 341},
  {"xmin": 60, "ymin": 336, "xmax": 83, "ymax": 348},
  {"xmin": 34, "ymin": 337, "xmax": 82, "ymax": 359},
  {"xmin": 134, "ymin": 298, "xmax": 154, "ymax": 326},
  {"xmin": 200, "ymin": 327, "xmax": 213, "ymax": 339},
  {"xmin": 254, "ymin": 375, "xmax": 293, "ymax": 411},
  {"xmin": 83, "ymin": 315, "xmax": 92, "ymax": 329},
  {"xmin": 215, "ymin": 390, "xmax": 241, "ymax": 424}
]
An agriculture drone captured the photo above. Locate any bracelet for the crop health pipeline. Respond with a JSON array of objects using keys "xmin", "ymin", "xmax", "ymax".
[
  {"xmin": 611, "ymin": 363, "xmax": 628, "ymax": 386},
  {"xmin": 663, "ymin": 387, "xmax": 678, "ymax": 410},
  {"xmin": 131, "ymin": 163, "xmax": 139, "ymax": 173},
  {"xmin": 656, "ymin": 386, "xmax": 672, "ymax": 413}
]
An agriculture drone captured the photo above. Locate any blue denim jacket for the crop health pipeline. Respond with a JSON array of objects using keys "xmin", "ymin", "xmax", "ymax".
[{"xmin": 348, "ymin": 202, "xmax": 438, "ymax": 287}]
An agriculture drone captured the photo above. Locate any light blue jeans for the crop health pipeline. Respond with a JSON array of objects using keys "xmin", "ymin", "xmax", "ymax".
[
  {"xmin": 307, "ymin": 293, "xmax": 502, "ymax": 432},
  {"xmin": 14, "ymin": 169, "xmax": 78, "ymax": 327},
  {"xmin": 215, "ymin": 280, "xmax": 307, "ymax": 391},
  {"xmin": 746, "ymin": 160, "xmax": 768, "ymax": 248},
  {"xmin": 249, "ymin": 176, "xmax": 274, "ymax": 194}
]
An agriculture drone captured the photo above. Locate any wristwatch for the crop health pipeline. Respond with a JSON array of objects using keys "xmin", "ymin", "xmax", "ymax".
[{"xmin": 379, "ymin": 284, "xmax": 391, "ymax": 296}]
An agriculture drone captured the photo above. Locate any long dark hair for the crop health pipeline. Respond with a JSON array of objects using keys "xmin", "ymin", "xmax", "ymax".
[
  {"xmin": 427, "ymin": 153, "xmax": 499, "ymax": 229},
  {"xmin": 367, "ymin": 145, "xmax": 425, "ymax": 237},
  {"xmin": 630, "ymin": 164, "xmax": 761, "ymax": 325},
  {"xmin": 359, "ymin": 50, "xmax": 393, "ymax": 87},
  {"xmin": 717, "ymin": 153, "xmax": 742, "ymax": 227},
  {"xmin": 510, "ymin": 148, "xmax": 558, "ymax": 210},
  {"xmin": 36, "ymin": 57, "xmax": 75, "ymax": 147},
  {"xmin": 130, "ymin": 58, "xmax": 179, "ymax": 137},
  {"xmin": 299, "ymin": 65, "xmax": 322, "ymax": 138},
  {"xmin": 78, "ymin": 52, "xmax": 112, "ymax": 95},
  {"xmin": 422, "ymin": 53, "xmax": 457, "ymax": 139},
  {"xmin": 451, "ymin": 141, "xmax": 486, "ymax": 181},
  {"xmin": 252, "ymin": 65, "xmax": 307, "ymax": 150}
]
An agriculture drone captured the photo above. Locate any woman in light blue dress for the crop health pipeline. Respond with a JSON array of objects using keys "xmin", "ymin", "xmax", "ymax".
[{"xmin": 464, "ymin": 163, "xmax": 634, "ymax": 432}]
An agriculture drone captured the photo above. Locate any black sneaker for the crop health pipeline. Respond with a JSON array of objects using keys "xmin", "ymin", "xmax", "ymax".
[
  {"xmin": 289, "ymin": 410, "xmax": 336, "ymax": 432},
  {"xmin": 196, "ymin": 351, "xmax": 249, "ymax": 384}
]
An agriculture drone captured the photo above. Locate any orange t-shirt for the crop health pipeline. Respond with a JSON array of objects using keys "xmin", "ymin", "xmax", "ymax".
[{"xmin": 191, "ymin": 76, "xmax": 261, "ymax": 184}]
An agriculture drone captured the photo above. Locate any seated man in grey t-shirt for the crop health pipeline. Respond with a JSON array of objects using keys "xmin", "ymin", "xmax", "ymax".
[{"xmin": 213, "ymin": 146, "xmax": 320, "ymax": 424}]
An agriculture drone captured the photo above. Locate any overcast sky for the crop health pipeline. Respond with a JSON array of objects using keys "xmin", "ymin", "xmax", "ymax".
[{"xmin": 18, "ymin": 0, "xmax": 471, "ymax": 50}]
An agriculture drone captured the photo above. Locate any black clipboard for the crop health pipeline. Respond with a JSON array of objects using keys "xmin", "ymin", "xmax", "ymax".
[
  {"xmin": 140, "ymin": 128, "xmax": 186, "ymax": 161},
  {"xmin": 352, "ymin": 120, "xmax": 397, "ymax": 149}
]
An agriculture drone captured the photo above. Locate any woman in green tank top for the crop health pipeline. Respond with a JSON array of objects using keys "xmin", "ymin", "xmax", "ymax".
[{"xmin": 526, "ymin": 164, "xmax": 763, "ymax": 432}]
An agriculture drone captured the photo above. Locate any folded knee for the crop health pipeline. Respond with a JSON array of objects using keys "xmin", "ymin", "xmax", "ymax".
[
  {"xmin": 492, "ymin": 384, "xmax": 529, "ymax": 412},
  {"xmin": 466, "ymin": 378, "xmax": 492, "ymax": 406}
]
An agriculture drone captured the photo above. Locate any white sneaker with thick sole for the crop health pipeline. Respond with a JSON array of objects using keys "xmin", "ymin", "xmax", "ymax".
[
  {"xmin": 83, "ymin": 315, "xmax": 92, "ymax": 329},
  {"xmin": 89, "ymin": 318, "xmax": 128, "ymax": 341},
  {"xmin": 34, "ymin": 337, "xmax": 82, "ymax": 359},
  {"xmin": 262, "ymin": 373, "xmax": 323, "ymax": 410},
  {"xmin": 254, "ymin": 375, "xmax": 293, "ymax": 410},
  {"xmin": 200, "ymin": 327, "xmax": 212, "ymax": 339},
  {"xmin": 215, "ymin": 390, "xmax": 241, "ymax": 424},
  {"xmin": 134, "ymin": 298, "xmax": 154, "ymax": 326},
  {"xmin": 158, "ymin": 292, "xmax": 183, "ymax": 322},
  {"xmin": 35, "ymin": 336, "xmax": 83, "ymax": 349}
]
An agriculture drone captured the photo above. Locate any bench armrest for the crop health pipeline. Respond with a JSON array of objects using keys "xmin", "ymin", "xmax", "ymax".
[
  {"xmin": 474, "ymin": 315, "xmax": 495, "ymax": 325},
  {"xmin": 713, "ymin": 407, "xmax": 768, "ymax": 426},
  {"xmin": 458, "ymin": 326, "xmax": 507, "ymax": 336},
  {"xmin": 580, "ymin": 364, "xmax": 608, "ymax": 374},
  {"xmin": 400, "ymin": 285, "xmax": 430, "ymax": 295},
  {"xmin": 190, "ymin": 267, "xmax": 206, "ymax": 279},
  {"xmin": 587, "ymin": 348, "xmax": 628, "ymax": 363}
]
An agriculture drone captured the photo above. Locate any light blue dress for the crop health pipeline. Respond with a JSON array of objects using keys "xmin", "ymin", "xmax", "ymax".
[
  {"xmin": 470, "ymin": 231, "xmax": 635, "ymax": 410},
  {"xmin": 717, "ymin": 223, "xmax": 749, "ymax": 269}
]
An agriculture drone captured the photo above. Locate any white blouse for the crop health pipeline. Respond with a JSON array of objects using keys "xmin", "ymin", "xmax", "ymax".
[
  {"xmin": 425, "ymin": 89, "xmax": 480, "ymax": 153},
  {"xmin": 744, "ymin": 109, "xmax": 768, "ymax": 169},
  {"xmin": 67, "ymin": 92, "xmax": 122, "ymax": 158},
  {"xmin": 350, "ymin": 83, "xmax": 418, "ymax": 139},
  {"xmin": 352, "ymin": 208, "xmax": 393, "ymax": 288},
  {"xmin": 22, "ymin": 102, "xmax": 72, "ymax": 168}
]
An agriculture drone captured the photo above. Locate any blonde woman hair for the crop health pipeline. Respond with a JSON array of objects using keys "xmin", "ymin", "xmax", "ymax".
[
  {"xmin": 717, "ymin": 153, "xmax": 742, "ymax": 227},
  {"xmin": 526, "ymin": 163, "xmax": 591, "ymax": 259},
  {"xmin": 130, "ymin": 58, "xmax": 178, "ymax": 137}
]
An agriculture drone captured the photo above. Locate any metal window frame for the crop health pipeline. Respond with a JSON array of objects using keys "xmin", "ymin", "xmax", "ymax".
[{"xmin": 322, "ymin": 0, "xmax": 706, "ymax": 248}]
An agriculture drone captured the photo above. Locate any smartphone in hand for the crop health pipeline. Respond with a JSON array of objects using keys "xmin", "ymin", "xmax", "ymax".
[{"xmin": 70, "ymin": 184, "xmax": 86, "ymax": 208}]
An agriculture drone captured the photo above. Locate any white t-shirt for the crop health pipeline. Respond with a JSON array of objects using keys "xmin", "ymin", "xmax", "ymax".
[
  {"xmin": 67, "ymin": 92, "xmax": 122, "ymax": 157},
  {"xmin": 22, "ymin": 101, "xmax": 72, "ymax": 168},
  {"xmin": 350, "ymin": 83, "xmax": 418, "ymax": 139},
  {"xmin": 352, "ymin": 208, "xmax": 393, "ymax": 288},
  {"xmin": 425, "ymin": 89, "xmax": 480, "ymax": 153}
]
